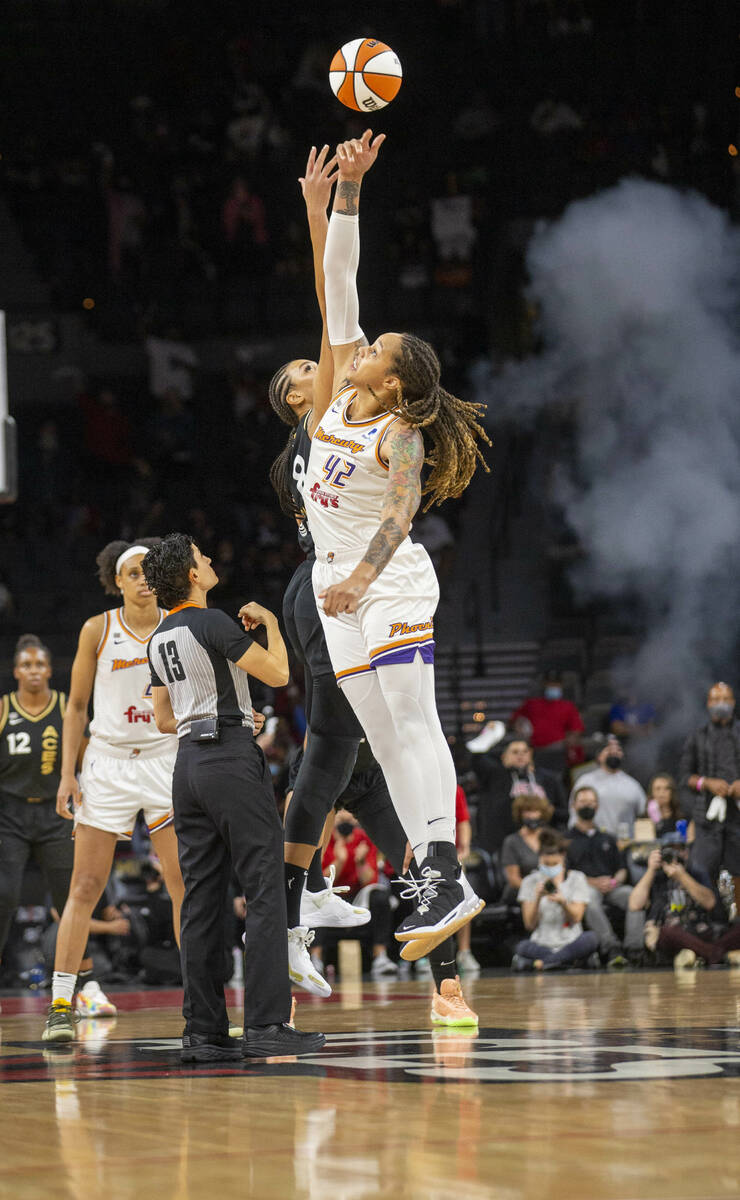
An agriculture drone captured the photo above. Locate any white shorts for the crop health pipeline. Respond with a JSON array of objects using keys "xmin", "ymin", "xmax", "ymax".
[
  {"xmin": 76, "ymin": 742, "xmax": 176, "ymax": 840},
  {"xmin": 312, "ymin": 539, "xmax": 439, "ymax": 686}
]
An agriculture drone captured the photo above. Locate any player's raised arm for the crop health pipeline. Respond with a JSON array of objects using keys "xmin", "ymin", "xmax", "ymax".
[
  {"xmin": 299, "ymin": 144, "xmax": 341, "ymax": 436},
  {"xmin": 323, "ymin": 129, "xmax": 385, "ymax": 394}
]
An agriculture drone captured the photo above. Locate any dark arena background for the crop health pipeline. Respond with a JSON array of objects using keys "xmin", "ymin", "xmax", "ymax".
[{"xmin": 0, "ymin": 3, "xmax": 739, "ymax": 1198}]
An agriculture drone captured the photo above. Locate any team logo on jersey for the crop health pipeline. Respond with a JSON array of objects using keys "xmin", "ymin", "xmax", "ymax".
[
  {"xmin": 111, "ymin": 657, "xmax": 149, "ymax": 672},
  {"xmin": 40, "ymin": 724, "xmax": 59, "ymax": 776},
  {"xmin": 309, "ymin": 483, "xmax": 340, "ymax": 510},
  {"xmin": 124, "ymin": 706, "xmax": 153, "ymax": 724},
  {"xmin": 313, "ymin": 427, "xmax": 365, "ymax": 455},
  {"xmin": 388, "ymin": 619, "xmax": 434, "ymax": 639}
]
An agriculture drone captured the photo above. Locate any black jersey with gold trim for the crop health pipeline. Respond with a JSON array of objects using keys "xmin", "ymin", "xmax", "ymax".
[
  {"xmin": 0, "ymin": 691, "xmax": 66, "ymax": 800},
  {"xmin": 289, "ymin": 412, "xmax": 315, "ymax": 558}
]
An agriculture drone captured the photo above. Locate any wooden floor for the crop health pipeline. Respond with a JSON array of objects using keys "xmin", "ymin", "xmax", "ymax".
[{"xmin": 2, "ymin": 970, "xmax": 740, "ymax": 1200}]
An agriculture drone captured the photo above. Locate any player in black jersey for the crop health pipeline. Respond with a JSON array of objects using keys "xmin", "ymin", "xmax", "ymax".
[
  {"xmin": 265, "ymin": 145, "xmax": 478, "ymax": 1018},
  {"xmin": 0, "ymin": 635, "xmax": 113, "ymax": 1012}
]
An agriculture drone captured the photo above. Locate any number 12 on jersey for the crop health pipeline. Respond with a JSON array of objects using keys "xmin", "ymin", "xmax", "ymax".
[{"xmin": 322, "ymin": 455, "xmax": 356, "ymax": 489}]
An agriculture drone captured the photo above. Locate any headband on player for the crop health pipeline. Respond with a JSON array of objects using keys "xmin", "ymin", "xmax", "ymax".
[{"xmin": 115, "ymin": 545, "xmax": 150, "ymax": 575}]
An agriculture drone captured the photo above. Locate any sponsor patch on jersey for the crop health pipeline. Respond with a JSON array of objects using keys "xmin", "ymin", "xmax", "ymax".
[
  {"xmin": 309, "ymin": 483, "xmax": 340, "ymax": 510},
  {"xmin": 387, "ymin": 619, "xmax": 434, "ymax": 639},
  {"xmin": 124, "ymin": 706, "xmax": 153, "ymax": 724}
]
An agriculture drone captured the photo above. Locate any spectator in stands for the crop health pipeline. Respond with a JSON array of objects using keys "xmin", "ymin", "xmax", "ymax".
[
  {"xmin": 627, "ymin": 836, "xmax": 734, "ymax": 968},
  {"xmin": 317, "ymin": 811, "xmax": 397, "ymax": 979},
  {"xmin": 646, "ymin": 774, "xmax": 682, "ymax": 838},
  {"xmin": 566, "ymin": 785, "xmax": 641, "ymax": 965},
  {"xmin": 512, "ymin": 829, "xmax": 597, "ymax": 971},
  {"xmin": 678, "ymin": 681, "xmax": 740, "ymax": 909},
  {"xmin": 510, "ymin": 669, "xmax": 584, "ymax": 768},
  {"xmin": 608, "ymin": 694, "xmax": 657, "ymax": 739},
  {"xmin": 473, "ymin": 736, "xmax": 567, "ymax": 854},
  {"xmin": 568, "ymin": 736, "xmax": 646, "ymax": 837},
  {"xmin": 501, "ymin": 794, "xmax": 554, "ymax": 898}
]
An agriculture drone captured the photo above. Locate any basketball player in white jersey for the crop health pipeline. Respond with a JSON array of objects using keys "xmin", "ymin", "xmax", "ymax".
[
  {"xmin": 43, "ymin": 539, "xmax": 184, "ymax": 1042},
  {"xmin": 305, "ymin": 130, "xmax": 491, "ymax": 960}
]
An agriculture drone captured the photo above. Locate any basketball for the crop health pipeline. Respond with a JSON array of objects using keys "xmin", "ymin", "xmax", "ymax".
[{"xmin": 329, "ymin": 38, "xmax": 402, "ymax": 113}]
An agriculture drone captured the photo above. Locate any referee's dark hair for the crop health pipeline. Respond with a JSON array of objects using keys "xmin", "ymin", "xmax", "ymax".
[
  {"xmin": 141, "ymin": 533, "xmax": 196, "ymax": 609},
  {"xmin": 96, "ymin": 537, "xmax": 162, "ymax": 595},
  {"xmin": 14, "ymin": 633, "xmax": 52, "ymax": 666}
]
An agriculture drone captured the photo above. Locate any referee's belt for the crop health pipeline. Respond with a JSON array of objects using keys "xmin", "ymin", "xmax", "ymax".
[{"xmin": 26, "ymin": 796, "xmax": 44, "ymax": 804}]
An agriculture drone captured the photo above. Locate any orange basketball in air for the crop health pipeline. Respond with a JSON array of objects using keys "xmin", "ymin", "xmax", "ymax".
[{"xmin": 329, "ymin": 38, "xmax": 403, "ymax": 113}]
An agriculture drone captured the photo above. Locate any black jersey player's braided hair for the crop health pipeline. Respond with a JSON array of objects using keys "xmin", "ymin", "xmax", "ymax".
[
  {"xmin": 96, "ymin": 538, "xmax": 162, "ymax": 595},
  {"xmin": 14, "ymin": 633, "xmax": 52, "ymax": 666},
  {"xmin": 388, "ymin": 334, "xmax": 491, "ymax": 509},
  {"xmin": 268, "ymin": 361, "xmax": 301, "ymax": 518}
]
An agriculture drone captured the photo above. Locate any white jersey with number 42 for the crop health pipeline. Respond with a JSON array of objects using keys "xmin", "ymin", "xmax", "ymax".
[
  {"xmin": 304, "ymin": 386, "xmax": 403, "ymax": 555},
  {"xmin": 89, "ymin": 608, "xmax": 176, "ymax": 752}
]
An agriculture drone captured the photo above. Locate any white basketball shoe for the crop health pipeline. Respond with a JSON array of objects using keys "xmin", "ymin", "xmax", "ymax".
[{"xmin": 300, "ymin": 865, "xmax": 372, "ymax": 929}]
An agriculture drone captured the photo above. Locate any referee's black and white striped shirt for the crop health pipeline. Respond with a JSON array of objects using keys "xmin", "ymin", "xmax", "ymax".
[{"xmin": 148, "ymin": 603, "xmax": 254, "ymax": 738}]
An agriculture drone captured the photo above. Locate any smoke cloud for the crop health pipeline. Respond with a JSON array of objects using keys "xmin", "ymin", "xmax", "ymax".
[{"xmin": 481, "ymin": 179, "xmax": 740, "ymax": 763}]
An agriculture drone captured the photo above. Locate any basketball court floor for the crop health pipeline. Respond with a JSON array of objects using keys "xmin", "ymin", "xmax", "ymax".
[{"xmin": 1, "ymin": 971, "xmax": 739, "ymax": 1200}]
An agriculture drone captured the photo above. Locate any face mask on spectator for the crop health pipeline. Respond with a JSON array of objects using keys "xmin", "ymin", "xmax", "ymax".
[
  {"xmin": 522, "ymin": 817, "xmax": 544, "ymax": 830},
  {"xmin": 605, "ymin": 754, "xmax": 622, "ymax": 770},
  {"xmin": 708, "ymin": 702, "xmax": 734, "ymax": 721},
  {"xmin": 539, "ymin": 862, "xmax": 562, "ymax": 878},
  {"xmin": 544, "ymin": 686, "xmax": 562, "ymax": 700},
  {"xmin": 576, "ymin": 805, "xmax": 596, "ymax": 821},
  {"xmin": 336, "ymin": 821, "xmax": 355, "ymax": 838}
]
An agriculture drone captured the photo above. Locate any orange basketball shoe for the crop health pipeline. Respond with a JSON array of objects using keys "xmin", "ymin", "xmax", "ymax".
[{"xmin": 430, "ymin": 976, "xmax": 479, "ymax": 1027}]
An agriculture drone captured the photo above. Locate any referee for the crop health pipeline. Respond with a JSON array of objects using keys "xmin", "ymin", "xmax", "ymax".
[{"xmin": 142, "ymin": 533, "xmax": 325, "ymax": 1062}]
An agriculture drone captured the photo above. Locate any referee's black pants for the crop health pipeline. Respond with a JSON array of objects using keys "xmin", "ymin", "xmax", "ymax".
[{"xmin": 173, "ymin": 726, "xmax": 291, "ymax": 1036}]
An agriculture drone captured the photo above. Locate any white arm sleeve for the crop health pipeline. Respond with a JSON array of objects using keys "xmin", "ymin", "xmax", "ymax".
[{"xmin": 323, "ymin": 212, "xmax": 364, "ymax": 346}]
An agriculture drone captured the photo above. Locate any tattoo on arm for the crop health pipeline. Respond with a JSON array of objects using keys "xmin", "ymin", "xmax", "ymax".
[
  {"xmin": 361, "ymin": 426, "xmax": 424, "ymax": 578},
  {"xmin": 336, "ymin": 181, "xmax": 360, "ymax": 216}
]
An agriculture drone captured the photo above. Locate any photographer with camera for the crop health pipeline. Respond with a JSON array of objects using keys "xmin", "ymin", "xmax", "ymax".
[
  {"xmin": 512, "ymin": 829, "xmax": 597, "ymax": 971},
  {"xmin": 627, "ymin": 833, "xmax": 736, "ymax": 968}
]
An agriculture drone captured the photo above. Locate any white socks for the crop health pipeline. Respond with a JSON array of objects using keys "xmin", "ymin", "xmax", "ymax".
[{"xmin": 52, "ymin": 971, "xmax": 77, "ymax": 1004}]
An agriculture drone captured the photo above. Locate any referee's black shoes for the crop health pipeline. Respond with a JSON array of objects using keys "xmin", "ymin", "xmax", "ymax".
[
  {"xmin": 181, "ymin": 1033, "xmax": 242, "ymax": 1062},
  {"xmin": 243, "ymin": 1023, "xmax": 326, "ymax": 1058}
]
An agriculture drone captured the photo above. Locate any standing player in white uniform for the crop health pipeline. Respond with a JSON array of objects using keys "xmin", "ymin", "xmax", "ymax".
[
  {"xmin": 42, "ymin": 540, "xmax": 184, "ymax": 1042},
  {"xmin": 305, "ymin": 131, "xmax": 491, "ymax": 960}
]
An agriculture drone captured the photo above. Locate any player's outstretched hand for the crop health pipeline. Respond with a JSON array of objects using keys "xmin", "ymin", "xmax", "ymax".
[
  {"xmin": 56, "ymin": 773, "xmax": 81, "ymax": 820},
  {"xmin": 300, "ymin": 144, "xmax": 338, "ymax": 214},
  {"xmin": 238, "ymin": 601, "xmax": 274, "ymax": 631},
  {"xmin": 336, "ymin": 129, "xmax": 386, "ymax": 181}
]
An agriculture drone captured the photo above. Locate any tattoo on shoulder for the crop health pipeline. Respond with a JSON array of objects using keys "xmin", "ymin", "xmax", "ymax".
[
  {"xmin": 336, "ymin": 181, "xmax": 360, "ymax": 216},
  {"xmin": 360, "ymin": 426, "xmax": 424, "ymax": 578}
]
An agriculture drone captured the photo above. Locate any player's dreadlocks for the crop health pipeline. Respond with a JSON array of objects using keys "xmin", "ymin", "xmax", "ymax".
[
  {"xmin": 268, "ymin": 362, "xmax": 301, "ymax": 518},
  {"xmin": 388, "ymin": 334, "xmax": 490, "ymax": 509}
]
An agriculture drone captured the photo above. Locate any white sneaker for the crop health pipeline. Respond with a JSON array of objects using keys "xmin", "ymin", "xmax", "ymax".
[
  {"xmin": 371, "ymin": 952, "xmax": 399, "ymax": 978},
  {"xmin": 75, "ymin": 981, "xmax": 117, "ymax": 1018},
  {"xmin": 415, "ymin": 956, "xmax": 433, "ymax": 978},
  {"xmin": 288, "ymin": 926, "xmax": 332, "ymax": 997},
  {"xmin": 300, "ymin": 865, "xmax": 372, "ymax": 929},
  {"xmin": 456, "ymin": 949, "xmax": 481, "ymax": 977}
]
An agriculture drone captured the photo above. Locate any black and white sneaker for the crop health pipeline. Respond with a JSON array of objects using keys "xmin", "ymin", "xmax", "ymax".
[{"xmin": 394, "ymin": 843, "xmax": 484, "ymax": 962}]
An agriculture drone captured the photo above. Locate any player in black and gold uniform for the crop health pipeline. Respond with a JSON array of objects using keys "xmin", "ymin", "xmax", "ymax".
[{"xmin": 0, "ymin": 635, "xmax": 114, "ymax": 1015}]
